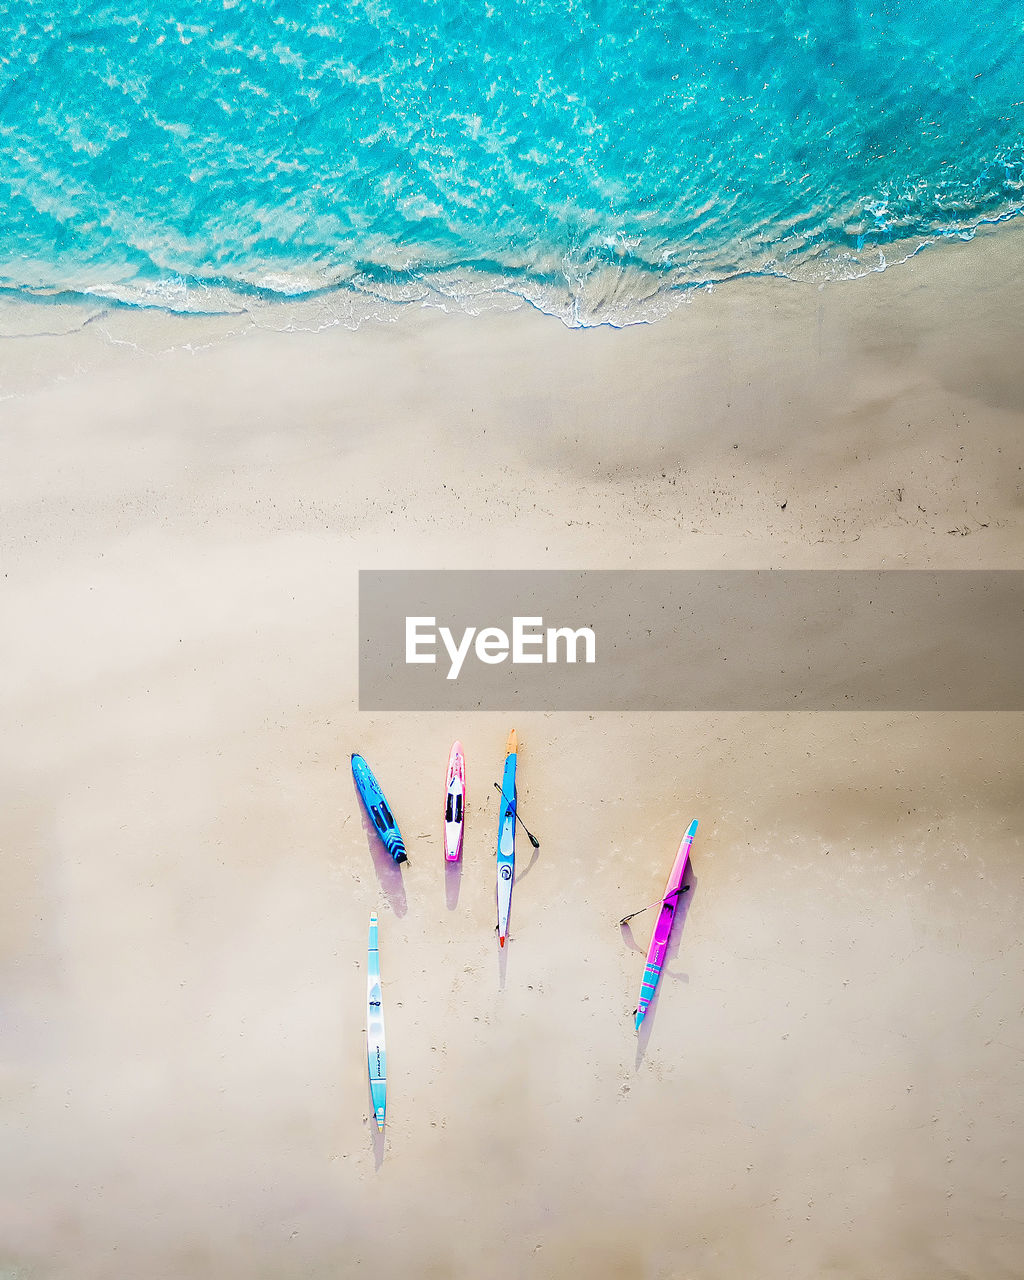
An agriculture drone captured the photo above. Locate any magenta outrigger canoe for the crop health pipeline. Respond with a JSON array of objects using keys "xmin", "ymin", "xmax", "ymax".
[{"xmin": 634, "ymin": 819, "xmax": 697, "ymax": 1030}]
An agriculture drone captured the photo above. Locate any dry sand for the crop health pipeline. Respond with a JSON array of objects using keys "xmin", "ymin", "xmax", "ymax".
[{"xmin": 1, "ymin": 225, "xmax": 1023, "ymax": 1280}]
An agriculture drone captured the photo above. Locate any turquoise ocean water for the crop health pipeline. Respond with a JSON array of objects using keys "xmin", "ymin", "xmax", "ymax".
[{"xmin": 1, "ymin": 0, "xmax": 1022, "ymax": 326}]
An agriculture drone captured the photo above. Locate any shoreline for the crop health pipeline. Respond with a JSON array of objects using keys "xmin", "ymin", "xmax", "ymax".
[
  {"xmin": 1, "ymin": 215, "xmax": 1023, "ymax": 1279},
  {"xmin": 1, "ymin": 211, "xmax": 1023, "ymax": 344},
  {"xmin": 3, "ymin": 217, "xmax": 1022, "ymax": 569}
]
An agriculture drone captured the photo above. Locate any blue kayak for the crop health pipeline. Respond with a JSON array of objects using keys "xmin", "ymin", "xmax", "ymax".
[{"xmin": 351, "ymin": 754, "xmax": 407, "ymax": 863}]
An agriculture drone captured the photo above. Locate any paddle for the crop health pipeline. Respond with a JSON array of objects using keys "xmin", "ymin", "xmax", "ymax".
[
  {"xmin": 492, "ymin": 781, "xmax": 540, "ymax": 849},
  {"xmin": 619, "ymin": 884, "xmax": 689, "ymax": 926}
]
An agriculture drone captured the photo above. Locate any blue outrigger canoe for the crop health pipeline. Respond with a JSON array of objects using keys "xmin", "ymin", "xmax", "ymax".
[{"xmin": 496, "ymin": 729, "xmax": 518, "ymax": 946}]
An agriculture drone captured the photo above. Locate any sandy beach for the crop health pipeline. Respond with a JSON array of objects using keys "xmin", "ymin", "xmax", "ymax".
[{"xmin": 2, "ymin": 225, "xmax": 1023, "ymax": 1280}]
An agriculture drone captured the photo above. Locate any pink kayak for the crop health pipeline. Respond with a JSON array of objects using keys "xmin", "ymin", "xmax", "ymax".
[
  {"xmin": 634, "ymin": 819, "xmax": 697, "ymax": 1029},
  {"xmin": 443, "ymin": 741, "xmax": 466, "ymax": 862}
]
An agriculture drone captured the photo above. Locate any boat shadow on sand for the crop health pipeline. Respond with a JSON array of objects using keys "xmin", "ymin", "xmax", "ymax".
[
  {"xmin": 352, "ymin": 777, "xmax": 408, "ymax": 918},
  {"xmin": 369, "ymin": 1112, "xmax": 385, "ymax": 1169},
  {"xmin": 620, "ymin": 864, "xmax": 698, "ymax": 1065},
  {"xmin": 445, "ymin": 857, "xmax": 462, "ymax": 910},
  {"xmin": 512, "ymin": 838, "xmax": 541, "ymax": 883}
]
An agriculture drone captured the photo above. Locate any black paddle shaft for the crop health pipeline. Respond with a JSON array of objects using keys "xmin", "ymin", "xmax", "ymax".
[
  {"xmin": 619, "ymin": 883, "xmax": 689, "ymax": 926},
  {"xmin": 492, "ymin": 781, "xmax": 540, "ymax": 849}
]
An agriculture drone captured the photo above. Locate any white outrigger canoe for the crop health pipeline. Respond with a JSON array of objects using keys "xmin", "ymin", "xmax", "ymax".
[
  {"xmin": 366, "ymin": 913, "xmax": 387, "ymax": 1131},
  {"xmin": 444, "ymin": 740, "xmax": 466, "ymax": 862}
]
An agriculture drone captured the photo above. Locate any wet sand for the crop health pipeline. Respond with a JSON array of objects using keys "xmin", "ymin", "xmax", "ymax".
[{"xmin": 1, "ymin": 225, "xmax": 1023, "ymax": 1279}]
